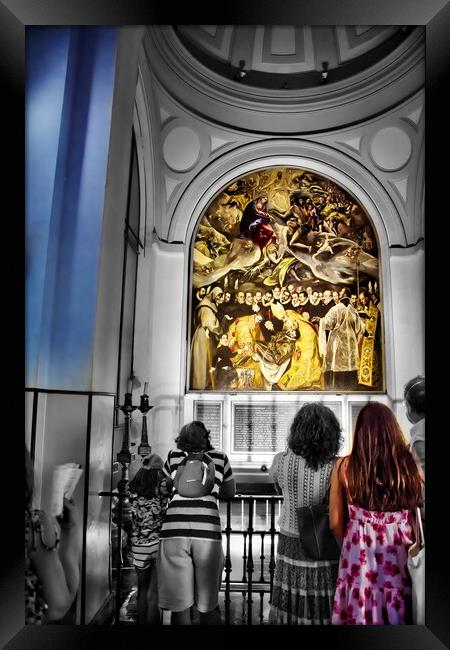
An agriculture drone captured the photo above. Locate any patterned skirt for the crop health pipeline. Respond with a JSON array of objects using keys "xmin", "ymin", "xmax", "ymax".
[{"xmin": 269, "ymin": 532, "xmax": 339, "ymax": 625}]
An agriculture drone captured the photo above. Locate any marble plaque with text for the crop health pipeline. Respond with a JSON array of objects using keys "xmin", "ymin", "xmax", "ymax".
[
  {"xmin": 193, "ymin": 401, "xmax": 222, "ymax": 449},
  {"xmin": 232, "ymin": 402, "xmax": 341, "ymax": 453}
]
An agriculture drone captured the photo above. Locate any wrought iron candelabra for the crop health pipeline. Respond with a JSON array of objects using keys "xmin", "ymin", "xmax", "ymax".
[
  {"xmin": 137, "ymin": 382, "xmax": 152, "ymax": 458},
  {"xmin": 99, "ymin": 382, "xmax": 153, "ymax": 624}
]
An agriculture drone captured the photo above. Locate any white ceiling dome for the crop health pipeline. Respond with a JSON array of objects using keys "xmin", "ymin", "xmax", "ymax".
[{"xmin": 174, "ymin": 25, "xmax": 415, "ymax": 90}]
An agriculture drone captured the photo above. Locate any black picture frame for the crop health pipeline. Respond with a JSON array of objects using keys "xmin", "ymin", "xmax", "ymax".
[{"xmin": 3, "ymin": 1, "xmax": 449, "ymax": 648}]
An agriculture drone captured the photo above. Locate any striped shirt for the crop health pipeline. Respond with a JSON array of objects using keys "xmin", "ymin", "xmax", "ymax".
[{"xmin": 160, "ymin": 448, "xmax": 233, "ymax": 541}]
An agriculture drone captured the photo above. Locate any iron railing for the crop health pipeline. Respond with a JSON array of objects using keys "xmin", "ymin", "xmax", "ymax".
[{"xmin": 219, "ymin": 495, "xmax": 283, "ymax": 625}]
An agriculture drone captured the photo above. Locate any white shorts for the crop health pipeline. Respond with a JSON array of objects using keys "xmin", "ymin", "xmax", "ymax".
[{"xmin": 157, "ymin": 537, "xmax": 224, "ymax": 613}]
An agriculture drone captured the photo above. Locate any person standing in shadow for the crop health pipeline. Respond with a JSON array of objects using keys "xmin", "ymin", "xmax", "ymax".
[
  {"xmin": 403, "ymin": 375, "xmax": 425, "ymax": 476},
  {"xmin": 25, "ymin": 446, "xmax": 82, "ymax": 624},
  {"xmin": 404, "ymin": 375, "xmax": 425, "ymax": 521}
]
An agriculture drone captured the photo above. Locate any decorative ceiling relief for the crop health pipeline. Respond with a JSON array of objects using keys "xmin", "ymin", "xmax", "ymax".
[
  {"xmin": 178, "ymin": 25, "xmax": 234, "ymax": 61},
  {"xmin": 164, "ymin": 175, "xmax": 182, "ymax": 203},
  {"xmin": 162, "ymin": 125, "xmax": 201, "ymax": 173},
  {"xmin": 177, "ymin": 25, "xmax": 405, "ymax": 82},
  {"xmin": 210, "ymin": 135, "xmax": 232, "ymax": 153},
  {"xmin": 335, "ymin": 26, "xmax": 398, "ymax": 63},
  {"xmin": 159, "ymin": 106, "xmax": 173, "ymax": 127},
  {"xmin": 369, "ymin": 127, "xmax": 412, "ymax": 172},
  {"xmin": 404, "ymin": 106, "xmax": 423, "ymax": 128},
  {"xmin": 388, "ymin": 178, "xmax": 409, "ymax": 204},
  {"xmin": 337, "ymin": 135, "xmax": 363, "ymax": 155},
  {"xmin": 145, "ymin": 26, "xmax": 424, "ymax": 133},
  {"xmin": 251, "ymin": 25, "xmax": 315, "ymax": 73}
]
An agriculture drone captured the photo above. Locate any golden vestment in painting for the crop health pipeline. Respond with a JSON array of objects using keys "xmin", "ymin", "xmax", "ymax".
[
  {"xmin": 228, "ymin": 314, "xmax": 265, "ymax": 389},
  {"xmin": 358, "ymin": 302, "xmax": 379, "ymax": 387},
  {"xmin": 278, "ymin": 310, "xmax": 323, "ymax": 390}
]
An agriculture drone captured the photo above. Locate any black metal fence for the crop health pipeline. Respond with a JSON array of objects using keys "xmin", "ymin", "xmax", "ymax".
[{"xmin": 219, "ymin": 495, "xmax": 283, "ymax": 625}]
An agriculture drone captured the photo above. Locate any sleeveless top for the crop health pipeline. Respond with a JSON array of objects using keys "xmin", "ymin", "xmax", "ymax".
[{"xmin": 270, "ymin": 448, "xmax": 334, "ymax": 536}]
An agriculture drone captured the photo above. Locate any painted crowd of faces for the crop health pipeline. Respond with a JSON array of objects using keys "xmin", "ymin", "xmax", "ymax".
[{"xmin": 189, "ymin": 166, "xmax": 383, "ymax": 392}]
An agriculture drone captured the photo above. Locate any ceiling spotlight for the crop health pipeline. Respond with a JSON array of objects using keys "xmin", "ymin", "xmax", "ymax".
[
  {"xmin": 321, "ymin": 61, "xmax": 329, "ymax": 84},
  {"xmin": 234, "ymin": 59, "xmax": 247, "ymax": 82}
]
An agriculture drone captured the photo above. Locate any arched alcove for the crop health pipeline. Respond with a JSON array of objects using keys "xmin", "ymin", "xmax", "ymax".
[{"xmin": 169, "ymin": 141, "xmax": 401, "ymax": 398}]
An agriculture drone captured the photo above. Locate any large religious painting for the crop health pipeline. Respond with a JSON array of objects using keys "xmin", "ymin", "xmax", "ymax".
[{"xmin": 188, "ymin": 166, "xmax": 384, "ymax": 392}]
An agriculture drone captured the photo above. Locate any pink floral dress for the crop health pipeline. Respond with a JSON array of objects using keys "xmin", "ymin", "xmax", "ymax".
[{"xmin": 332, "ymin": 504, "xmax": 414, "ymax": 625}]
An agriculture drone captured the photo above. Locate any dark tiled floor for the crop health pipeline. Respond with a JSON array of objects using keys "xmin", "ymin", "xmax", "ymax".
[{"xmin": 119, "ymin": 586, "xmax": 271, "ymax": 625}]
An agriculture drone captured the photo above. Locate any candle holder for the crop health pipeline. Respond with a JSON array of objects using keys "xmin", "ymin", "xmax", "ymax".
[
  {"xmin": 137, "ymin": 390, "xmax": 153, "ymax": 457},
  {"xmin": 99, "ymin": 388, "xmax": 140, "ymax": 624},
  {"xmin": 117, "ymin": 391, "xmax": 136, "ymax": 468},
  {"xmin": 114, "ymin": 391, "xmax": 137, "ymax": 623}
]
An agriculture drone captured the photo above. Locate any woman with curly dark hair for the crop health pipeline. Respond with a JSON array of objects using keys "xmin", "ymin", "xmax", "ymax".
[{"xmin": 268, "ymin": 402, "xmax": 343, "ymax": 624}]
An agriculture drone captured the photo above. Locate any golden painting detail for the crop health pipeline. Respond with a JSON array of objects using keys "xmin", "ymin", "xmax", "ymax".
[{"xmin": 189, "ymin": 167, "xmax": 383, "ymax": 392}]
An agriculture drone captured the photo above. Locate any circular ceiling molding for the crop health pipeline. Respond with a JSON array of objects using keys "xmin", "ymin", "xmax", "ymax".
[
  {"xmin": 370, "ymin": 127, "xmax": 412, "ymax": 171},
  {"xmin": 162, "ymin": 125, "xmax": 201, "ymax": 172}
]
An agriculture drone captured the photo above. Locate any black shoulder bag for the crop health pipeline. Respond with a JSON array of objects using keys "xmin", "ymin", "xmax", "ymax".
[{"xmin": 296, "ymin": 466, "xmax": 341, "ymax": 561}]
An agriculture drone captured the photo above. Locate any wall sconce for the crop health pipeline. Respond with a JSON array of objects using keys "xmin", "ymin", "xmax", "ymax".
[
  {"xmin": 234, "ymin": 59, "xmax": 247, "ymax": 82},
  {"xmin": 321, "ymin": 61, "xmax": 329, "ymax": 84}
]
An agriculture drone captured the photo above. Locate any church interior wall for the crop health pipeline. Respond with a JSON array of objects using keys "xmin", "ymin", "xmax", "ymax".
[
  {"xmin": 389, "ymin": 244, "xmax": 425, "ymax": 426},
  {"xmin": 24, "ymin": 25, "xmax": 426, "ymax": 623},
  {"xmin": 25, "ymin": 26, "xmax": 145, "ymax": 623}
]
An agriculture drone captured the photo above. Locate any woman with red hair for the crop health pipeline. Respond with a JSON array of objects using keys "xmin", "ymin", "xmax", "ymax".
[{"xmin": 329, "ymin": 402, "xmax": 423, "ymax": 625}]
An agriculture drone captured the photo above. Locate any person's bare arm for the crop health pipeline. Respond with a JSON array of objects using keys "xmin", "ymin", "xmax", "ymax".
[
  {"xmin": 273, "ymin": 480, "xmax": 282, "ymax": 495},
  {"xmin": 57, "ymin": 498, "xmax": 81, "ymax": 606},
  {"xmin": 268, "ymin": 453, "xmax": 282, "ymax": 495},
  {"xmin": 413, "ymin": 440, "xmax": 425, "ymax": 478},
  {"xmin": 329, "ymin": 457, "xmax": 347, "ymax": 545},
  {"xmin": 30, "ymin": 499, "xmax": 81, "ymax": 620},
  {"xmin": 219, "ymin": 477, "xmax": 236, "ymax": 500}
]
